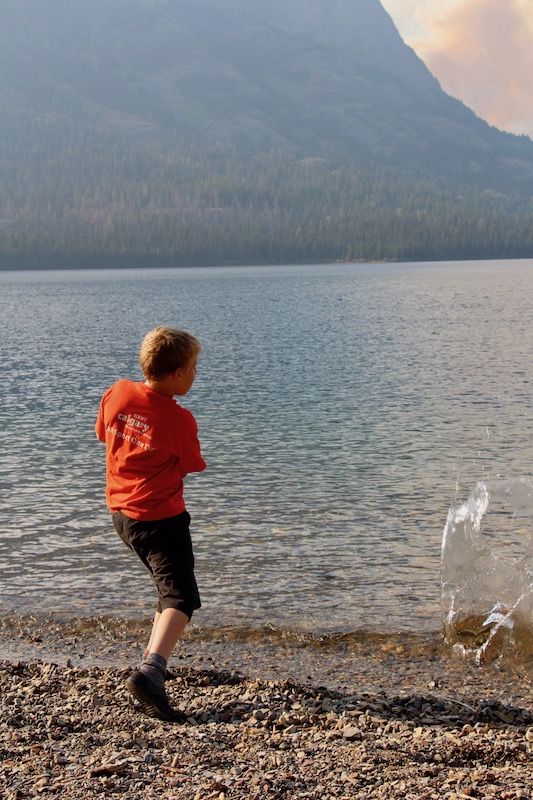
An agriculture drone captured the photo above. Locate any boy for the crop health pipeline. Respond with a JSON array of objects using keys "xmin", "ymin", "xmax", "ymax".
[{"xmin": 95, "ymin": 326, "xmax": 206, "ymax": 722}]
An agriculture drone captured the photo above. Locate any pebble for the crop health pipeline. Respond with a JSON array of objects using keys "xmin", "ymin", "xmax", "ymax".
[
  {"xmin": 342, "ymin": 725, "xmax": 361, "ymax": 741},
  {"xmin": 3, "ymin": 614, "xmax": 533, "ymax": 800},
  {"xmin": 1, "ymin": 657, "xmax": 533, "ymax": 799}
]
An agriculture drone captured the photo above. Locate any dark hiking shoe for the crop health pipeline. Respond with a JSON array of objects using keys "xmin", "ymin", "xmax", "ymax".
[{"xmin": 125, "ymin": 670, "xmax": 187, "ymax": 723}]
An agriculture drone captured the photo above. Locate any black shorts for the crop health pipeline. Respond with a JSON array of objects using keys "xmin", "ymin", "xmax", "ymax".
[{"xmin": 112, "ymin": 510, "xmax": 201, "ymax": 619}]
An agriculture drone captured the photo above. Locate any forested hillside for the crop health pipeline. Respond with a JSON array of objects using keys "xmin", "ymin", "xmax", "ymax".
[{"xmin": 1, "ymin": 0, "xmax": 533, "ymax": 268}]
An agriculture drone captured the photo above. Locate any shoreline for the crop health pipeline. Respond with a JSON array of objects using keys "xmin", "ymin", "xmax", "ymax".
[
  {"xmin": 2, "ymin": 616, "xmax": 533, "ymax": 798},
  {"xmin": 2, "ymin": 612, "xmax": 533, "ymax": 701}
]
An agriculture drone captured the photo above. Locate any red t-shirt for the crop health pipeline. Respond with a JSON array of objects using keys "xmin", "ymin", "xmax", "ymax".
[{"xmin": 95, "ymin": 379, "xmax": 206, "ymax": 521}]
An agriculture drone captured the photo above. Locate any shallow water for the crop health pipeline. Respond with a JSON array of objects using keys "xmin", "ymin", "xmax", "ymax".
[{"xmin": 1, "ymin": 260, "xmax": 532, "ymax": 635}]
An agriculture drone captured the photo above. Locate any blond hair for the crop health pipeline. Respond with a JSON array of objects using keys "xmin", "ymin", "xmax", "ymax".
[{"xmin": 139, "ymin": 326, "xmax": 201, "ymax": 381}]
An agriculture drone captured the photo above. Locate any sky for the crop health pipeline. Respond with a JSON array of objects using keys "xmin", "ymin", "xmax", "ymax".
[{"xmin": 381, "ymin": 0, "xmax": 533, "ymax": 138}]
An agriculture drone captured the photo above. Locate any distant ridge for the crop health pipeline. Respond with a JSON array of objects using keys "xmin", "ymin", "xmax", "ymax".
[{"xmin": 1, "ymin": 0, "xmax": 533, "ymax": 268}]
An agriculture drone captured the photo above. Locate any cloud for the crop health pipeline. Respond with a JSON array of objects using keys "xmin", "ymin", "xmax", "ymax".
[
  {"xmin": 383, "ymin": 0, "xmax": 533, "ymax": 137},
  {"xmin": 381, "ymin": 0, "xmax": 428, "ymax": 39}
]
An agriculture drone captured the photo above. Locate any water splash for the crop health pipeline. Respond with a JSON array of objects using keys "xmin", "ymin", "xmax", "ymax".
[{"xmin": 441, "ymin": 478, "xmax": 533, "ymax": 663}]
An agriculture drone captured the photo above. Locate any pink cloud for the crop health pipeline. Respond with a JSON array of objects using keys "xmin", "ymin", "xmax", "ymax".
[{"xmin": 413, "ymin": 0, "xmax": 533, "ymax": 135}]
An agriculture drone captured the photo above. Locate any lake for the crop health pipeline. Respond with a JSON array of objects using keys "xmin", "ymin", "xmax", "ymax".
[{"xmin": 1, "ymin": 260, "xmax": 532, "ymax": 638}]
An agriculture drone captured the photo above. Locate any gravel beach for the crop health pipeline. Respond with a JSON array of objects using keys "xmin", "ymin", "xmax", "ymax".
[{"xmin": 1, "ymin": 615, "xmax": 533, "ymax": 799}]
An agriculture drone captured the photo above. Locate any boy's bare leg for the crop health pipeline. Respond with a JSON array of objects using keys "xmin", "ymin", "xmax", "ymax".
[
  {"xmin": 145, "ymin": 608, "xmax": 188, "ymax": 659},
  {"xmin": 147, "ymin": 608, "xmax": 189, "ymax": 661},
  {"xmin": 144, "ymin": 610, "xmax": 161, "ymax": 659}
]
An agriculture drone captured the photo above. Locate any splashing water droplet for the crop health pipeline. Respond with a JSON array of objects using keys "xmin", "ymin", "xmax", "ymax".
[{"xmin": 441, "ymin": 478, "xmax": 533, "ymax": 664}]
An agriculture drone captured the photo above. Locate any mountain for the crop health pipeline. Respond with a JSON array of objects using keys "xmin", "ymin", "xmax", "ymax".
[{"xmin": 1, "ymin": 0, "xmax": 533, "ymax": 268}]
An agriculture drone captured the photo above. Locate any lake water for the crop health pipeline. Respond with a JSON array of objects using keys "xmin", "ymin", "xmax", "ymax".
[{"xmin": 0, "ymin": 260, "xmax": 532, "ymax": 638}]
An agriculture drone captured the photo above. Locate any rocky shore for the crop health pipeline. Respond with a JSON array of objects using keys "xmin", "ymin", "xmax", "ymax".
[{"xmin": 1, "ymin": 616, "xmax": 533, "ymax": 799}]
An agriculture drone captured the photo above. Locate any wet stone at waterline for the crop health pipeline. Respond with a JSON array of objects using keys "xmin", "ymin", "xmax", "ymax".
[{"xmin": 441, "ymin": 478, "xmax": 533, "ymax": 663}]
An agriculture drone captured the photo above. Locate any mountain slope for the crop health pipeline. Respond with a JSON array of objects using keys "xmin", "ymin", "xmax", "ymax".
[{"xmin": 1, "ymin": 0, "xmax": 533, "ymax": 267}]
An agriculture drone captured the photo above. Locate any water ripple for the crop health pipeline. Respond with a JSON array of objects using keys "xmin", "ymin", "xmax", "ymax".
[{"xmin": 0, "ymin": 261, "xmax": 532, "ymax": 633}]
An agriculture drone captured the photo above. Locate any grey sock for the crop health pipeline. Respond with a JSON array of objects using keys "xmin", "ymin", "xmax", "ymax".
[{"xmin": 139, "ymin": 653, "xmax": 167, "ymax": 691}]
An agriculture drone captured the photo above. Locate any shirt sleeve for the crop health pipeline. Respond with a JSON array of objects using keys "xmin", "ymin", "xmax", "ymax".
[{"xmin": 95, "ymin": 393, "xmax": 107, "ymax": 442}]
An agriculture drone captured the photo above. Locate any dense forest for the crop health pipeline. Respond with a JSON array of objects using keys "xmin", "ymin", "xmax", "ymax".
[
  {"xmin": 1, "ymin": 112, "xmax": 532, "ymax": 268},
  {"xmin": 2, "ymin": 0, "xmax": 533, "ymax": 268}
]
